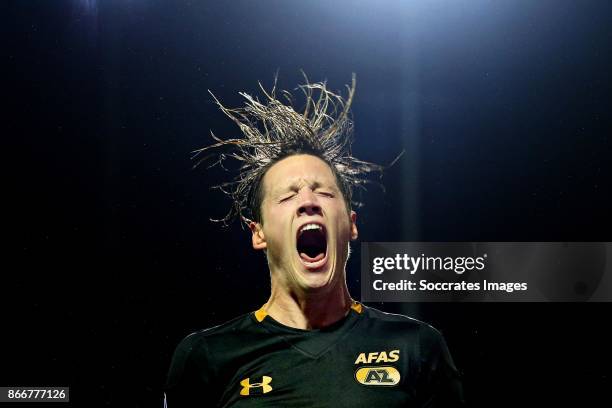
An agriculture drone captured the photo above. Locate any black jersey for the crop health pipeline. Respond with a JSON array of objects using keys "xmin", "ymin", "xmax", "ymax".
[{"xmin": 164, "ymin": 302, "xmax": 464, "ymax": 407}]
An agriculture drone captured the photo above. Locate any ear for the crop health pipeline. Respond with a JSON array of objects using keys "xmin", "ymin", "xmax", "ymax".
[
  {"xmin": 249, "ymin": 221, "xmax": 267, "ymax": 250},
  {"xmin": 350, "ymin": 210, "xmax": 358, "ymax": 241}
]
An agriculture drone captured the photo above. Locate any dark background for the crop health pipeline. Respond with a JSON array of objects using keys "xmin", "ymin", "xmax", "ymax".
[{"xmin": 4, "ymin": 0, "xmax": 612, "ymax": 406}]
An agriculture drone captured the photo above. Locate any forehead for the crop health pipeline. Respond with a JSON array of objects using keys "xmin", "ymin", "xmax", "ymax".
[{"xmin": 262, "ymin": 154, "xmax": 338, "ymax": 194}]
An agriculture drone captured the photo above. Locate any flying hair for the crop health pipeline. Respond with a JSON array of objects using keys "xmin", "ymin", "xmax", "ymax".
[{"xmin": 192, "ymin": 72, "xmax": 401, "ymax": 227}]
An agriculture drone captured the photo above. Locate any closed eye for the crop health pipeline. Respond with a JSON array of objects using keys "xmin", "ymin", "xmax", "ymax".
[
  {"xmin": 279, "ymin": 194, "xmax": 296, "ymax": 203},
  {"xmin": 317, "ymin": 191, "xmax": 334, "ymax": 198}
]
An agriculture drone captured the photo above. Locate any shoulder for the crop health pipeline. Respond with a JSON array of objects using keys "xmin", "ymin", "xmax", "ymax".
[
  {"xmin": 193, "ymin": 311, "xmax": 258, "ymax": 338},
  {"xmin": 360, "ymin": 305, "xmax": 447, "ymax": 348},
  {"xmin": 362, "ymin": 305, "xmax": 440, "ymax": 333},
  {"xmin": 170, "ymin": 312, "xmax": 259, "ymax": 365},
  {"xmin": 172, "ymin": 311, "xmax": 258, "ymax": 355},
  {"xmin": 166, "ymin": 312, "xmax": 259, "ymax": 386},
  {"xmin": 360, "ymin": 306, "xmax": 458, "ymax": 372}
]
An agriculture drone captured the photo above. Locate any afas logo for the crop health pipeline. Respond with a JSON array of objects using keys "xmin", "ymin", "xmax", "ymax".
[
  {"xmin": 354, "ymin": 349, "xmax": 400, "ymax": 364},
  {"xmin": 355, "ymin": 366, "xmax": 401, "ymax": 386}
]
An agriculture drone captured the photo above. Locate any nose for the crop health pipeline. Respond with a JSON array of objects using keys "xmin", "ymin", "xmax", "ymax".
[{"xmin": 297, "ymin": 189, "xmax": 322, "ymax": 217}]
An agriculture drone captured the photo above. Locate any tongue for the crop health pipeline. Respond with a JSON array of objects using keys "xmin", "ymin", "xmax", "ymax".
[{"xmin": 300, "ymin": 252, "xmax": 325, "ymax": 262}]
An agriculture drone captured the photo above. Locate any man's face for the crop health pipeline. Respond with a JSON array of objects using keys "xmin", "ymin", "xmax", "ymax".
[{"xmin": 250, "ymin": 154, "xmax": 358, "ymax": 294}]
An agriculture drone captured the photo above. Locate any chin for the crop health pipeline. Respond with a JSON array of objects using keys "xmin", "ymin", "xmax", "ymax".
[
  {"xmin": 299, "ymin": 278, "xmax": 334, "ymax": 293},
  {"xmin": 293, "ymin": 258, "xmax": 345, "ymax": 294}
]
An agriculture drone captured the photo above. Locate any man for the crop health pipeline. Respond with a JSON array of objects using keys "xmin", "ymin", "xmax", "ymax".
[{"xmin": 164, "ymin": 75, "xmax": 465, "ymax": 407}]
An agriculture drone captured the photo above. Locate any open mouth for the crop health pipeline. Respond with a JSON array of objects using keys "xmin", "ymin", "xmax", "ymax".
[{"xmin": 296, "ymin": 223, "xmax": 328, "ymax": 269}]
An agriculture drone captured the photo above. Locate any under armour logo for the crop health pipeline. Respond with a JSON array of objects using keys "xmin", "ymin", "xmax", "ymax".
[{"xmin": 240, "ymin": 376, "xmax": 273, "ymax": 396}]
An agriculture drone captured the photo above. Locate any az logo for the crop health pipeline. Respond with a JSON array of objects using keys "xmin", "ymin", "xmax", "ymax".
[
  {"xmin": 240, "ymin": 376, "xmax": 273, "ymax": 396},
  {"xmin": 355, "ymin": 366, "xmax": 401, "ymax": 386}
]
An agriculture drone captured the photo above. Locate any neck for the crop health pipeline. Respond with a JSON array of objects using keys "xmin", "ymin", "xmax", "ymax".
[{"xmin": 263, "ymin": 279, "xmax": 354, "ymax": 330}]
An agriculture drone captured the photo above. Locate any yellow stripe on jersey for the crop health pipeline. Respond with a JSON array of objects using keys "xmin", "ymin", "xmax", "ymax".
[{"xmin": 254, "ymin": 306, "xmax": 268, "ymax": 322}]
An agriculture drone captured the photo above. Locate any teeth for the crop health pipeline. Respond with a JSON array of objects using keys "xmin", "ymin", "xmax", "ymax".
[{"xmin": 299, "ymin": 223, "xmax": 322, "ymax": 235}]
